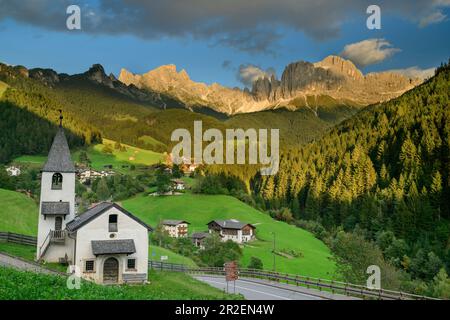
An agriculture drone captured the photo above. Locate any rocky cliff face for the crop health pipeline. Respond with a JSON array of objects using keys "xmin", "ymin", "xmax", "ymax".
[
  {"xmin": 251, "ymin": 56, "xmax": 421, "ymax": 106},
  {"xmin": 120, "ymin": 55, "xmax": 422, "ymax": 115},
  {"xmin": 15, "ymin": 55, "xmax": 423, "ymax": 116},
  {"xmin": 119, "ymin": 65, "xmax": 270, "ymax": 114}
]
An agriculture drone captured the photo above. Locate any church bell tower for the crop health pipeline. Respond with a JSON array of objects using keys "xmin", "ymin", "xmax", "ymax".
[{"xmin": 36, "ymin": 111, "xmax": 76, "ymax": 261}]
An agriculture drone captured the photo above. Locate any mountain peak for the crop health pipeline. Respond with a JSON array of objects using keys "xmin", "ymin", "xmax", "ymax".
[
  {"xmin": 84, "ymin": 63, "xmax": 110, "ymax": 84},
  {"xmin": 314, "ymin": 55, "xmax": 363, "ymax": 80}
]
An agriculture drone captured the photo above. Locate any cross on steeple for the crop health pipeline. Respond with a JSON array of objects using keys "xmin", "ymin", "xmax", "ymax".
[{"xmin": 59, "ymin": 109, "xmax": 63, "ymax": 127}]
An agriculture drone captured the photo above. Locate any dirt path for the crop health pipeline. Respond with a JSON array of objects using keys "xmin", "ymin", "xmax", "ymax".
[{"xmin": 0, "ymin": 252, "xmax": 62, "ymax": 275}]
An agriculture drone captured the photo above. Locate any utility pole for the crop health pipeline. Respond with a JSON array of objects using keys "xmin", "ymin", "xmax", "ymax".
[{"xmin": 271, "ymin": 232, "xmax": 276, "ymax": 271}]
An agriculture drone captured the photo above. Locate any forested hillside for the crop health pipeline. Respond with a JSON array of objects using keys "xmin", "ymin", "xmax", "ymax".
[
  {"xmin": 0, "ymin": 62, "xmax": 361, "ymax": 164},
  {"xmin": 252, "ymin": 61, "xmax": 450, "ymax": 289},
  {"xmin": 0, "ymin": 64, "xmax": 102, "ymax": 163}
]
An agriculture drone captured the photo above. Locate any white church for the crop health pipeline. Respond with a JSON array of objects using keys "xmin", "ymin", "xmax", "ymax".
[{"xmin": 36, "ymin": 121, "xmax": 152, "ymax": 284}]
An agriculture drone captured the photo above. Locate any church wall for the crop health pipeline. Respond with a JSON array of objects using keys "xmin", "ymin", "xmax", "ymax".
[{"xmin": 74, "ymin": 207, "xmax": 149, "ymax": 284}]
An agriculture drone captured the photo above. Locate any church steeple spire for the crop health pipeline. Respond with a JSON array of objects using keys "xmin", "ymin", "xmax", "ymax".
[{"xmin": 42, "ymin": 113, "xmax": 76, "ymax": 173}]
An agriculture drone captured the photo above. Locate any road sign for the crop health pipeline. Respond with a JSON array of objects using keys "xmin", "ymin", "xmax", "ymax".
[
  {"xmin": 224, "ymin": 261, "xmax": 238, "ymax": 281},
  {"xmin": 161, "ymin": 255, "xmax": 168, "ymax": 261}
]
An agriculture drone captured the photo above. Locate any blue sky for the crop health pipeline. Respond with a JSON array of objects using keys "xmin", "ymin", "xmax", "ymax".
[{"xmin": 0, "ymin": 1, "xmax": 449, "ymax": 88}]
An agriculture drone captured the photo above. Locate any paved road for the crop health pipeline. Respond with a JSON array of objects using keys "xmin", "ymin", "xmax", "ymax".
[
  {"xmin": 0, "ymin": 252, "xmax": 61, "ymax": 275},
  {"xmin": 194, "ymin": 275, "xmax": 358, "ymax": 300}
]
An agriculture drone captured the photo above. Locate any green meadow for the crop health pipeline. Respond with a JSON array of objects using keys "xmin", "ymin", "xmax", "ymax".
[
  {"xmin": 149, "ymin": 245, "xmax": 198, "ymax": 267},
  {"xmin": 0, "ymin": 189, "xmax": 38, "ymax": 235},
  {"xmin": 14, "ymin": 138, "xmax": 165, "ymax": 174},
  {"xmin": 123, "ymin": 193, "xmax": 337, "ymax": 279}
]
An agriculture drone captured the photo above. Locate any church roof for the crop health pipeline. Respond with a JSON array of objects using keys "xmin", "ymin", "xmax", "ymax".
[
  {"xmin": 66, "ymin": 202, "xmax": 153, "ymax": 232},
  {"xmin": 91, "ymin": 239, "xmax": 136, "ymax": 255},
  {"xmin": 42, "ymin": 128, "xmax": 76, "ymax": 173},
  {"xmin": 41, "ymin": 201, "xmax": 70, "ymax": 216}
]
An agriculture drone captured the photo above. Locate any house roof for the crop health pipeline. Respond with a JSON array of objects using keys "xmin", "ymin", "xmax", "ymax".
[
  {"xmin": 161, "ymin": 219, "xmax": 190, "ymax": 226},
  {"xmin": 91, "ymin": 239, "xmax": 136, "ymax": 255},
  {"xmin": 207, "ymin": 219, "xmax": 255, "ymax": 230},
  {"xmin": 191, "ymin": 232, "xmax": 209, "ymax": 239},
  {"xmin": 42, "ymin": 128, "xmax": 76, "ymax": 173},
  {"xmin": 66, "ymin": 202, "xmax": 153, "ymax": 232},
  {"xmin": 41, "ymin": 201, "xmax": 70, "ymax": 215}
]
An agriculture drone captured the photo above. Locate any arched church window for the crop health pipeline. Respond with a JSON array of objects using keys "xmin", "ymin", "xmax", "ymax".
[{"xmin": 52, "ymin": 173, "xmax": 63, "ymax": 190}]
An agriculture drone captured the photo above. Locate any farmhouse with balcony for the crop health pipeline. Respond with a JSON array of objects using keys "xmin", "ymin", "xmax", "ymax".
[
  {"xmin": 36, "ymin": 124, "xmax": 152, "ymax": 284},
  {"xmin": 207, "ymin": 219, "xmax": 256, "ymax": 244},
  {"xmin": 161, "ymin": 220, "xmax": 190, "ymax": 238},
  {"xmin": 191, "ymin": 232, "xmax": 210, "ymax": 249}
]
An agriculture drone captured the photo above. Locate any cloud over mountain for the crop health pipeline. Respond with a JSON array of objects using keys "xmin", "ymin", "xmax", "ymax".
[
  {"xmin": 341, "ymin": 39, "xmax": 400, "ymax": 67},
  {"xmin": 237, "ymin": 64, "xmax": 276, "ymax": 87}
]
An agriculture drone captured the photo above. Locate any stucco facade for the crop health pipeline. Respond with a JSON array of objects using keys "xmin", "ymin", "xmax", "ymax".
[
  {"xmin": 162, "ymin": 220, "xmax": 189, "ymax": 238},
  {"xmin": 72, "ymin": 206, "xmax": 149, "ymax": 284}
]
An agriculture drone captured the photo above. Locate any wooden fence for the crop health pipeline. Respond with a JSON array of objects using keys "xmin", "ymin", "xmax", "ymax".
[
  {"xmin": 149, "ymin": 260, "xmax": 439, "ymax": 300},
  {"xmin": 0, "ymin": 231, "xmax": 37, "ymax": 246},
  {"xmin": 149, "ymin": 260, "xmax": 190, "ymax": 272}
]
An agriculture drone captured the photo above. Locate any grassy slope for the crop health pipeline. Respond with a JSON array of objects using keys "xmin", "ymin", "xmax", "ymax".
[
  {"xmin": 0, "ymin": 189, "xmax": 38, "ymax": 235},
  {"xmin": 0, "ymin": 266, "xmax": 239, "ymax": 300},
  {"xmin": 94, "ymin": 138, "xmax": 165, "ymax": 167},
  {"xmin": 13, "ymin": 138, "xmax": 165, "ymax": 174},
  {"xmin": 150, "ymin": 245, "xmax": 197, "ymax": 267},
  {"xmin": 138, "ymin": 135, "xmax": 167, "ymax": 150},
  {"xmin": 0, "ymin": 242, "xmax": 36, "ymax": 260},
  {"xmin": 123, "ymin": 194, "xmax": 336, "ymax": 279}
]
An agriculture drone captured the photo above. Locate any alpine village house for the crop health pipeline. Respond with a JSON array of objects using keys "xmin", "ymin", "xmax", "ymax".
[
  {"xmin": 161, "ymin": 220, "xmax": 190, "ymax": 238},
  {"xmin": 36, "ymin": 122, "xmax": 152, "ymax": 284},
  {"xmin": 207, "ymin": 219, "xmax": 256, "ymax": 243}
]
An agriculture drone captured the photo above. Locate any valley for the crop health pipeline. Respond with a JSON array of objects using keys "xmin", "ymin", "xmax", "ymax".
[
  {"xmin": 0, "ymin": 57, "xmax": 449, "ymax": 299},
  {"xmin": 123, "ymin": 193, "xmax": 336, "ymax": 278}
]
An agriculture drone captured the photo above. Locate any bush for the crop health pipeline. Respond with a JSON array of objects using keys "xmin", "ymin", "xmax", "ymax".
[
  {"xmin": 247, "ymin": 257, "xmax": 263, "ymax": 270},
  {"xmin": 199, "ymin": 234, "xmax": 242, "ymax": 267}
]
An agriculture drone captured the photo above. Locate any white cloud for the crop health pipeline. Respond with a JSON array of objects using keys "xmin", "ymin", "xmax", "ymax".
[
  {"xmin": 341, "ymin": 39, "xmax": 400, "ymax": 67},
  {"xmin": 237, "ymin": 64, "xmax": 276, "ymax": 87},
  {"xmin": 419, "ymin": 10, "xmax": 447, "ymax": 27},
  {"xmin": 387, "ymin": 66, "xmax": 436, "ymax": 80}
]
